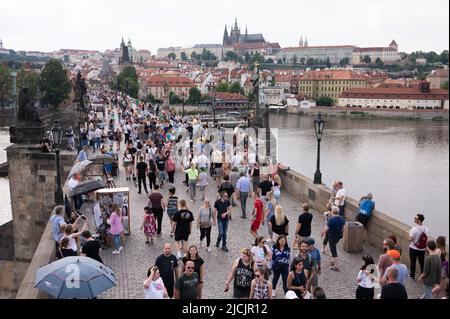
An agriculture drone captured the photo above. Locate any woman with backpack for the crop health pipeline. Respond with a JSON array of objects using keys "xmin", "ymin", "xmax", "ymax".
[{"xmin": 197, "ymin": 198, "xmax": 217, "ymax": 252}]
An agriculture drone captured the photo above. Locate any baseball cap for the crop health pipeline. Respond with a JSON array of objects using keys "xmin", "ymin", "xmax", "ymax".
[{"xmin": 387, "ymin": 249, "xmax": 401, "ymax": 259}]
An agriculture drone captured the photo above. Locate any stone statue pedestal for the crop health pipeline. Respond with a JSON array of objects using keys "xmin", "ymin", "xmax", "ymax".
[{"xmin": 10, "ymin": 123, "xmax": 45, "ymax": 144}]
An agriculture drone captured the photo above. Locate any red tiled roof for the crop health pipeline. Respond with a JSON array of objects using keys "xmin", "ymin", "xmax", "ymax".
[
  {"xmin": 147, "ymin": 75, "xmax": 194, "ymax": 87},
  {"xmin": 233, "ymin": 42, "xmax": 281, "ymax": 50},
  {"xmin": 213, "ymin": 92, "xmax": 249, "ymax": 101},
  {"xmin": 427, "ymin": 69, "xmax": 449, "ymax": 78},
  {"xmin": 354, "ymin": 47, "xmax": 396, "ymax": 52},
  {"xmin": 340, "ymin": 87, "xmax": 449, "ymax": 100},
  {"xmin": 283, "ymin": 45, "xmax": 355, "ymax": 51},
  {"xmin": 300, "ymin": 70, "xmax": 367, "ymax": 81}
]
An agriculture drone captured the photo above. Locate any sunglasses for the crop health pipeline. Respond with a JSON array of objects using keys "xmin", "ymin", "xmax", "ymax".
[{"xmin": 187, "ymin": 267, "xmax": 195, "ymax": 270}]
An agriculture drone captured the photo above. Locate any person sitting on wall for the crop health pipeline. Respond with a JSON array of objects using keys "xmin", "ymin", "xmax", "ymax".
[{"xmin": 356, "ymin": 193, "xmax": 375, "ymax": 228}]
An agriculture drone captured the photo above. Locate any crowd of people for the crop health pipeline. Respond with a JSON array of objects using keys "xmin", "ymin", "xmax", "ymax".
[{"xmin": 48, "ymin": 88, "xmax": 448, "ymax": 300}]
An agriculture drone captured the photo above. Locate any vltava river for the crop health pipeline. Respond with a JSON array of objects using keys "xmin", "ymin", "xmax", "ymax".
[{"xmin": 270, "ymin": 113, "xmax": 449, "ymax": 238}]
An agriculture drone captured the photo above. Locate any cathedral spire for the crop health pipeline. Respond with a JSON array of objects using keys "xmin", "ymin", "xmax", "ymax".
[
  {"xmin": 299, "ymin": 36, "xmax": 303, "ymax": 47},
  {"xmin": 234, "ymin": 18, "xmax": 239, "ymax": 31},
  {"xmin": 305, "ymin": 37, "xmax": 308, "ymax": 47}
]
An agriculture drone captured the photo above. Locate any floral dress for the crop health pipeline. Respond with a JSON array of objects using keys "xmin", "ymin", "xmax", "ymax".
[{"xmin": 144, "ymin": 214, "xmax": 156, "ymax": 237}]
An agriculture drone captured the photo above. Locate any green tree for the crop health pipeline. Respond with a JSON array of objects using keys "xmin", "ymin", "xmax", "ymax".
[
  {"xmin": 375, "ymin": 57, "xmax": 384, "ymax": 68},
  {"xmin": 17, "ymin": 69, "xmax": 39, "ymax": 99},
  {"xmin": 326, "ymin": 57, "xmax": 331, "ymax": 68},
  {"xmin": 168, "ymin": 53, "xmax": 177, "ymax": 60},
  {"xmin": 316, "ymin": 96, "xmax": 334, "ymax": 106},
  {"xmin": 39, "ymin": 59, "xmax": 71, "ymax": 108},
  {"xmin": 339, "ymin": 57, "xmax": 350, "ymax": 66},
  {"xmin": 441, "ymin": 81, "xmax": 449, "ymax": 90},
  {"xmin": 244, "ymin": 52, "xmax": 251, "ymax": 63},
  {"xmin": 292, "ymin": 55, "xmax": 298, "ymax": 65},
  {"xmin": 216, "ymin": 82, "xmax": 230, "ymax": 92},
  {"xmin": 440, "ymin": 50, "xmax": 449, "ymax": 64},
  {"xmin": 169, "ymin": 91, "xmax": 182, "ymax": 104},
  {"xmin": 0, "ymin": 64, "xmax": 12, "ymax": 108},
  {"xmin": 115, "ymin": 65, "xmax": 139, "ymax": 98},
  {"xmin": 361, "ymin": 55, "xmax": 372, "ymax": 64},
  {"xmin": 265, "ymin": 58, "xmax": 274, "ymax": 64},
  {"xmin": 306, "ymin": 58, "xmax": 315, "ymax": 66},
  {"xmin": 300, "ymin": 57, "xmax": 306, "ymax": 65},
  {"xmin": 229, "ymin": 82, "xmax": 242, "ymax": 93},
  {"xmin": 225, "ymin": 51, "xmax": 240, "ymax": 62},
  {"xmin": 146, "ymin": 93, "xmax": 158, "ymax": 104},
  {"xmin": 187, "ymin": 87, "xmax": 201, "ymax": 104},
  {"xmin": 277, "ymin": 58, "xmax": 283, "ymax": 64},
  {"xmin": 180, "ymin": 52, "xmax": 188, "ymax": 62}
]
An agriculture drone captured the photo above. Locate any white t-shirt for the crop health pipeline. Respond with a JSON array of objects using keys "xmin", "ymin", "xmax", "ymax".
[
  {"xmin": 357, "ymin": 270, "xmax": 374, "ymax": 289},
  {"xmin": 62, "ymin": 234, "xmax": 78, "ymax": 252},
  {"xmin": 197, "ymin": 155, "xmax": 208, "ymax": 168},
  {"xmin": 251, "ymin": 245, "xmax": 271, "ymax": 266},
  {"xmin": 94, "ymin": 128, "xmax": 103, "ymax": 138},
  {"xmin": 335, "ymin": 188, "xmax": 347, "ymax": 206},
  {"xmin": 409, "ymin": 225, "xmax": 429, "ymax": 251}
]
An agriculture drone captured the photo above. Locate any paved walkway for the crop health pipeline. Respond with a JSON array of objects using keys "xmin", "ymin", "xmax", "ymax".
[{"xmin": 90, "ymin": 109, "xmax": 423, "ymax": 299}]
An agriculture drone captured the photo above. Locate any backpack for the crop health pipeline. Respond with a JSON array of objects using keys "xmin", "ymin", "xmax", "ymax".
[
  {"xmin": 199, "ymin": 208, "xmax": 212, "ymax": 228},
  {"xmin": 415, "ymin": 227, "xmax": 428, "ymax": 249},
  {"xmin": 165, "ymin": 159, "xmax": 175, "ymax": 172}
]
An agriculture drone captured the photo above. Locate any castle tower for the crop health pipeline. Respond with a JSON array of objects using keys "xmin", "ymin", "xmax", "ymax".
[
  {"xmin": 304, "ymin": 37, "xmax": 309, "ymax": 47},
  {"xmin": 230, "ymin": 18, "xmax": 241, "ymax": 44},
  {"xmin": 223, "ymin": 25, "xmax": 231, "ymax": 46},
  {"xmin": 299, "ymin": 36, "xmax": 304, "ymax": 47},
  {"xmin": 127, "ymin": 37, "xmax": 132, "ymax": 48},
  {"xmin": 0, "ymin": 39, "xmax": 3, "ymax": 49},
  {"xmin": 389, "ymin": 40, "xmax": 398, "ymax": 51}
]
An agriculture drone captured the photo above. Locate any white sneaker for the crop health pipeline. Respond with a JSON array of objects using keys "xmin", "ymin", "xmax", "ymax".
[
  {"xmin": 272, "ymin": 291, "xmax": 276, "ymax": 298},
  {"xmin": 112, "ymin": 250, "xmax": 118, "ymax": 254},
  {"xmin": 119, "ymin": 246, "xmax": 124, "ymax": 252},
  {"xmin": 207, "ymin": 248, "xmax": 212, "ymax": 253}
]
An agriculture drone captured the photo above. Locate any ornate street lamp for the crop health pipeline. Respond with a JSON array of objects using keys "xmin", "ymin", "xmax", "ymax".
[
  {"xmin": 51, "ymin": 121, "xmax": 64, "ymax": 205},
  {"xmin": 313, "ymin": 113, "xmax": 325, "ymax": 184},
  {"xmin": 75, "ymin": 105, "xmax": 84, "ymax": 153}
]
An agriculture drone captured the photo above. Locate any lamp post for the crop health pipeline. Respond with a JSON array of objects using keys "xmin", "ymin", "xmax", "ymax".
[
  {"xmin": 212, "ymin": 82, "xmax": 217, "ymax": 125},
  {"xmin": 181, "ymin": 91, "xmax": 186, "ymax": 116},
  {"xmin": 313, "ymin": 113, "xmax": 325, "ymax": 184},
  {"xmin": 75, "ymin": 105, "xmax": 84, "ymax": 153},
  {"xmin": 10, "ymin": 71, "xmax": 17, "ymax": 117},
  {"xmin": 51, "ymin": 121, "xmax": 64, "ymax": 205}
]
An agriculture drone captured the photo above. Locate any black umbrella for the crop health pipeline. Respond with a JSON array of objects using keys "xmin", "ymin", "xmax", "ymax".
[{"xmin": 70, "ymin": 180, "xmax": 106, "ymax": 198}]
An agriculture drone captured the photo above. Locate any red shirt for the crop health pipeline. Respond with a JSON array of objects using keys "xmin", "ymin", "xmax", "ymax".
[{"xmin": 254, "ymin": 199, "xmax": 264, "ymax": 222}]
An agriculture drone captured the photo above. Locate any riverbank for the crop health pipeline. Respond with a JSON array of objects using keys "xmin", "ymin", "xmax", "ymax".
[{"xmin": 289, "ymin": 106, "xmax": 449, "ymax": 121}]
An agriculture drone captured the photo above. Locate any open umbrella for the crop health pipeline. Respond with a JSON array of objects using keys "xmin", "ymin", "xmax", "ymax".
[
  {"xmin": 91, "ymin": 154, "xmax": 115, "ymax": 164},
  {"xmin": 68, "ymin": 160, "xmax": 93, "ymax": 178},
  {"xmin": 70, "ymin": 179, "xmax": 106, "ymax": 198},
  {"xmin": 35, "ymin": 256, "xmax": 116, "ymax": 299}
]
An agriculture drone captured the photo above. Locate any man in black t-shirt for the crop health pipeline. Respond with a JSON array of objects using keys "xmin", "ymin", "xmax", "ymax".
[
  {"xmin": 80, "ymin": 231, "xmax": 103, "ymax": 264},
  {"xmin": 136, "ymin": 156, "xmax": 148, "ymax": 194},
  {"xmin": 214, "ymin": 192, "xmax": 231, "ymax": 252},
  {"xmin": 296, "ymin": 203, "xmax": 313, "ymax": 241},
  {"xmin": 380, "ymin": 268, "xmax": 408, "ymax": 299},
  {"xmin": 219, "ymin": 175, "xmax": 235, "ymax": 199},
  {"xmin": 172, "ymin": 200, "xmax": 194, "ymax": 260},
  {"xmin": 155, "ymin": 243, "xmax": 179, "ymax": 299},
  {"xmin": 259, "ymin": 174, "xmax": 273, "ymax": 199}
]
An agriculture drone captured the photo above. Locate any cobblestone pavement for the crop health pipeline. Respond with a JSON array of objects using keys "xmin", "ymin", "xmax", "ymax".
[{"xmin": 93, "ymin": 111, "xmax": 423, "ymax": 299}]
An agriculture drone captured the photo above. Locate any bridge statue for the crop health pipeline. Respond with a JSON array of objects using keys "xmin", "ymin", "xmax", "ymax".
[
  {"xmin": 17, "ymin": 87, "xmax": 41, "ymax": 124},
  {"xmin": 74, "ymin": 71, "xmax": 87, "ymax": 110}
]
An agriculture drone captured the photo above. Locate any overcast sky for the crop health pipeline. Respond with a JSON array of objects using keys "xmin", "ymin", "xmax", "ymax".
[{"xmin": 1, "ymin": 0, "xmax": 449, "ymax": 54}]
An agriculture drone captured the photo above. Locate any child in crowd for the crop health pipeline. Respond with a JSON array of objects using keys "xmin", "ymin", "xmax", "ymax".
[
  {"xmin": 307, "ymin": 238, "xmax": 321, "ymax": 293},
  {"xmin": 140, "ymin": 206, "xmax": 156, "ymax": 245}
]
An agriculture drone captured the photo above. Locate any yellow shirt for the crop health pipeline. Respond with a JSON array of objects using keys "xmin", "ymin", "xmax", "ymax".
[{"xmin": 185, "ymin": 168, "xmax": 199, "ymax": 180}]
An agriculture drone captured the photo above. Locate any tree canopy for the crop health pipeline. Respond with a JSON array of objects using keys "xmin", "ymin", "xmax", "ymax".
[
  {"xmin": 39, "ymin": 59, "xmax": 71, "ymax": 108},
  {"xmin": 112, "ymin": 65, "xmax": 139, "ymax": 98}
]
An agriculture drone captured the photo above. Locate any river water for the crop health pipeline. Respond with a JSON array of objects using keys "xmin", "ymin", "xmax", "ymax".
[
  {"xmin": 0, "ymin": 117, "xmax": 449, "ymax": 238},
  {"xmin": 270, "ymin": 113, "xmax": 449, "ymax": 238}
]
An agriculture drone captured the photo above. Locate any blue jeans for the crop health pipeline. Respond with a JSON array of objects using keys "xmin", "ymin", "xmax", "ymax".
[
  {"xmin": 422, "ymin": 285, "xmax": 433, "ymax": 299},
  {"xmin": 94, "ymin": 137, "xmax": 101, "ymax": 151},
  {"xmin": 239, "ymin": 192, "xmax": 249, "ymax": 217},
  {"xmin": 159, "ymin": 171, "xmax": 166, "ymax": 184},
  {"xmin": 189, "ymin": 180, "xmax": 197, "ymax": 200},
  {"xmin": 272, "ymin": 264, "xmax": 289, "ymax": 293},
  {"xmin": 217, "ymin": 220, "xmax": 229, "ymax": 248},
  {"xmin": 113, "ymin": 234, "xmax": 121, "ymax": 251}
]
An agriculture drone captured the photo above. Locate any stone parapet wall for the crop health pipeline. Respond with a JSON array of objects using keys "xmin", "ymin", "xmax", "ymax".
[
  {"xmin": 279, "ymin": 168, "xmax": 428, "ymax": 269},
  {"xmin": 0, "ymin": 221, "xmax": 14, "ymax": 260},
  {"xmin": 0, "ymin": 261, "xmax": 30, "ymax": 299},
  {"xmin": 6, "ymin": 145, "xmax": 76, "ymax": 262}
]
